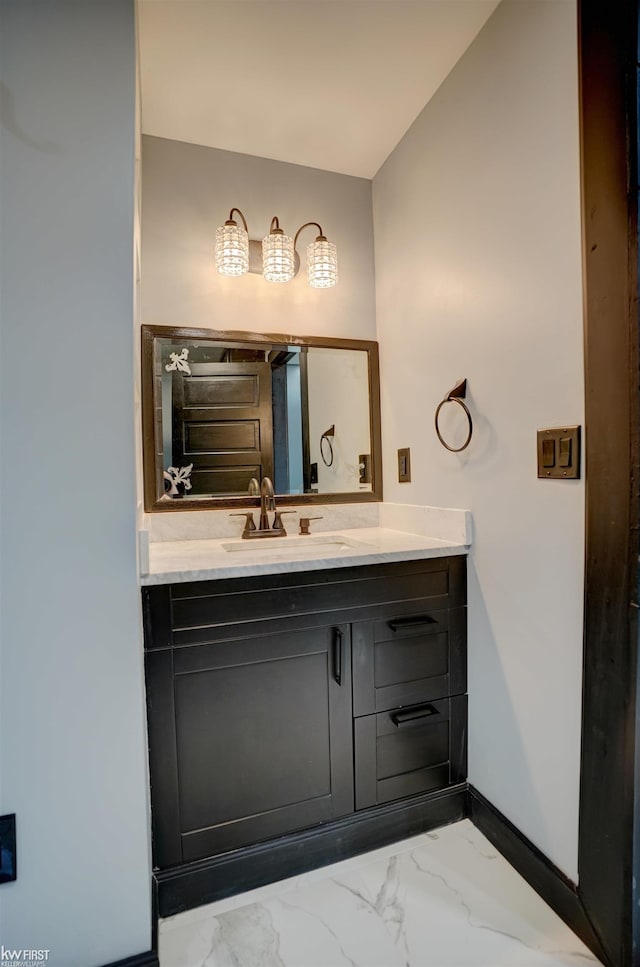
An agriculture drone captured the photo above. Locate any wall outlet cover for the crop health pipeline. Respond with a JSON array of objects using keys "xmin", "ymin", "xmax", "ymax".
[{"xmin": 0, "ymin": 814, "xmax": 16, "ymax": 883}]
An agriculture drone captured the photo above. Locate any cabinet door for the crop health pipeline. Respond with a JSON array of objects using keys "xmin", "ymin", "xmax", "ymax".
[
  {"xmin": 146, "ymin": 622, "xmax": 353, "ymax": 868},
  {"xmin": 354, "ymin": 695, "xmax": 467, "ymax": 810}
]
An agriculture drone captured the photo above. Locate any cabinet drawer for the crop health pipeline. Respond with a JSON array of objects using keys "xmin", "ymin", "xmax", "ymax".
[
  {"xmin": 352, "ymin": 606, "xmax": 466, "ymax": 716},
  {"xmin": 354, "ymin": 695, "xmax": 467, "ymax": 810}
]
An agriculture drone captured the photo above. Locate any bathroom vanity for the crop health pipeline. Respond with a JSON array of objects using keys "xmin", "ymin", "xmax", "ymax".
[
  {"xmin": 142, "ymin": 534, "xmax": 468, "ymax": 917},
  {"xmin": 140, "ymin": 324, "xmax": 469, "ymax": 917}
]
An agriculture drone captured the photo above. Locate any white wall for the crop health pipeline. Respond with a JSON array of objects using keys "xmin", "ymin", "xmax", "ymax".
[
  {"xmin": 0, "ymin": 2, "xmax": 152, "ymax": 964},
  {"xmin": 373, "ymin": 0, "xmax": 584, "ymax": 879},
  {"xmin": 141, "ymin": 135, "xmax": 376, "ymax": 341}
]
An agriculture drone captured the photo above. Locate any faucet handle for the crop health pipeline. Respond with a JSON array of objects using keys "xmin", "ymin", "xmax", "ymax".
[
  {"xmin": 299, "ymin": 516, "xmax": 323, "ymax": 535},
  {"xmin": 229, "ymin": 511, "xmax": 256, "ymax": 537},
  {"xmin": 273, "ymin": 510, "xmax": 296, "ymax": 533}
]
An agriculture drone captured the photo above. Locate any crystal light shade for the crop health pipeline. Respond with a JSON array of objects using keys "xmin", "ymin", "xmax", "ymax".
[
  {"xmin": 262, "ymin": 231, "xmax": 295, "ymax": 283},
  {"xmin": 307, "ymin": 238, "xmax": 338, "ymax": 288},
  {"xmin": 215, "ymin": 223, "xmax": 249, "ymax": 277}
]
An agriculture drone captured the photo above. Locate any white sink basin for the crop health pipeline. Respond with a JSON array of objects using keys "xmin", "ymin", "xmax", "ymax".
[{"xmin": 221, "ymin": 534, "xmax": 371, "ymax": 554}]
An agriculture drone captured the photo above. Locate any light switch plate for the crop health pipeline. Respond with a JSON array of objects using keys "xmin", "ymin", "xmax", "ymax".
[
  {"xmin": 398, "ymin": 448, "xmax": 411, "ymax": 483},
  {"xmin": 537, "ymin": 426, "xmax": 581, "ymax": 479}
]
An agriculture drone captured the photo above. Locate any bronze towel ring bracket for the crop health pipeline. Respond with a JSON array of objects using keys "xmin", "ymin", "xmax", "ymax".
[{"xmin": 435, "ymin": 379, "xmax": 473, "ymax": 452}]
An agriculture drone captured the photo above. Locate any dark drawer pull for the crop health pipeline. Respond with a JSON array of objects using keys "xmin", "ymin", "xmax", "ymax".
[
  {"xmin": 390, "ymin": 704, "xmax": 439, "ymax": 728},
  {"xmin": 388, "ymin": 615, "xmax": 436, "ymax": 632},
  {"xmin": 332, "ymin": 628, "xmax": 344, "ymax": 686}
]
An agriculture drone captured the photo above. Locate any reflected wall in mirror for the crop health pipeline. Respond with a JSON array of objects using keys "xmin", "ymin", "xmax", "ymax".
[{"xmin": 142, "ymin": 326, "xmax": 382, "ymax": 511}]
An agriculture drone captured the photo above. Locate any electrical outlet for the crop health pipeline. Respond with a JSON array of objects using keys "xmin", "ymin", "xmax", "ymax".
[
  {"xmin": 0, "ymin": 814, "xmax": 16, "ymax": 883},
  {"xmin": 358, "ymin": 453, "xmax": 371, "ymax": 484},
  {"xmin": 397, "ymin": 448, "xmax": 411, "ymax": 483}
]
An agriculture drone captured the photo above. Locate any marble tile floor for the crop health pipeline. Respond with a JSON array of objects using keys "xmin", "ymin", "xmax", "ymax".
[{"xmin": 158, "ymin": 819, "xmax": 601, "ymax": 967}]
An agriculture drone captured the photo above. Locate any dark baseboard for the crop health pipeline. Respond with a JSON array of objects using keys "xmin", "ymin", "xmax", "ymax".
[
  {"xmin": 156, "ymin": 782, "xmax": 467, "ymax": 918},
  {"xmin": 151, "ymin": 876, "xmax": 159, "ymax": 952},
  {"xmin": 468, "ymin": 786, "xmax": 609, "ymax": 966},
  {"xmin": 101, "ymin": 952, "xmax": 159, "ymax": 967}
]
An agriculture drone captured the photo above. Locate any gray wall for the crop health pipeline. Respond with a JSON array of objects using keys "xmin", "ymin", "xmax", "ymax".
[
  {"xmin": 0, "ymin": 2, "xmax": 151, "ymax": 964},
  {"xmin": 373, "ymin": 0, "xmax": 584, "ymax": 879},
  {"xmin": 141, "ymin": 135, "xmax": 376, "ymax": 341}
]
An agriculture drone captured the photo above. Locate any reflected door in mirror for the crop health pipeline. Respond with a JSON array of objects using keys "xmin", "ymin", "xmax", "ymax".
[{"xmin": 171, "ymin": 362, "xmax": 273, "ymax": 496}]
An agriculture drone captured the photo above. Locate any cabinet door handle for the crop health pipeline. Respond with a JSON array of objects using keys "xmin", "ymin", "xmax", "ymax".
[
  {"xmin": 390, "ymin": 704, "xmax": 439, "ymax": 728},
  {"xmin": 332, "ymin": 628, "xmax": 344, "ymax": 686},
  {"xmin": 388, "ymin": 615, "xmax": 436, "ymax": 632}
]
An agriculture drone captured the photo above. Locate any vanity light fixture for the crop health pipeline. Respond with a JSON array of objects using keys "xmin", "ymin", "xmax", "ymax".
[{"xmin": 214, "ymin": 208, "xmax": 338, "ymax": 288}]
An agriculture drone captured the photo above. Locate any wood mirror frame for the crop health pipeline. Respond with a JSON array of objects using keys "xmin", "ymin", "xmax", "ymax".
[{"xmin": 141, "ymin": 325, "xmax": 383, "ymax": 512}]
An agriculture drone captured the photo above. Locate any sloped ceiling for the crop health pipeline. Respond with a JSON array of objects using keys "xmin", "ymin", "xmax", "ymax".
[{"xmin": 138, "ymin": 0, "xmax": 500, "ymax": 178}]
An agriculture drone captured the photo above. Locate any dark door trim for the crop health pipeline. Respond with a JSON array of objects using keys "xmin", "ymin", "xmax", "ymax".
[{"xmin": 577, "ymin": 0, "xmax": 639, "ymax": 963}]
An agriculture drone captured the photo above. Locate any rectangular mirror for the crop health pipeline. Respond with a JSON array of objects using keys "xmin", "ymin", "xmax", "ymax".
[{"xmin": 142, "ymin": 326, "xmax": 382, "ymax": 511}]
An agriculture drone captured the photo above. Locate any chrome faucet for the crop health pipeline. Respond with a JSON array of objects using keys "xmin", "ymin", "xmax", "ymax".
[{"xmin": 230, "ymin": 476, "xmax": 294, "ymax": 538}]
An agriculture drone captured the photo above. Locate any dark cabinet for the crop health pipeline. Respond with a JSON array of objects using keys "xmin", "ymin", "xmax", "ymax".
[
  {"xmin": 146, "ymin": 620, "xmax": 353, "ymax": 867},
  {"xmin": 143, "ymin": 556, "xmax": 467, "ymax": 876}
]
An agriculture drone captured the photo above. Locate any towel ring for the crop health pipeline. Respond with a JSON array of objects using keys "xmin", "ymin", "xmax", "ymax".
[
  {"xmin": 320, "ymin": 435, "xmax": 334, "ymax": 466},
  {"xmin": 435, "ymin": 379, "xmax": 473, "ymax": 453},
  {"xmin": 320, "ymin": 425, "xmax": 335, "ymax": 467}
]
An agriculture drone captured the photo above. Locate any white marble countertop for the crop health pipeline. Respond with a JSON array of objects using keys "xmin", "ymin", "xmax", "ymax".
[{"xmin": 141, "ymin": 527, "xmax": 469, "ymax": 586}]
